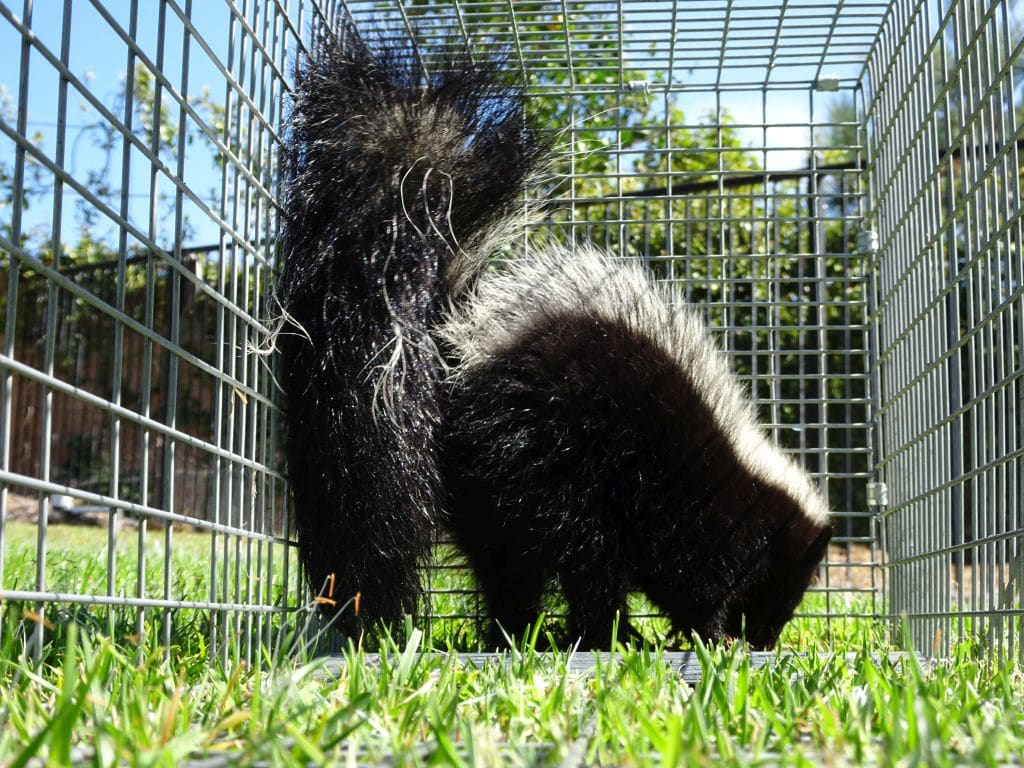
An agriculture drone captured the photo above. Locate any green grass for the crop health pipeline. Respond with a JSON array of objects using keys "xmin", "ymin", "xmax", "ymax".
[{"xmin": 2, "ymin": 526, "xmax": 1023, "ymax": 766}]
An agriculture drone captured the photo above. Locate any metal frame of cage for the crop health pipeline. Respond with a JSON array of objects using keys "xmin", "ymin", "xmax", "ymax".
[
  {"xmin": 0, "ymin": 0, "xmax": 1020, "ymax": 658},
  {"xmin": 864, "ymin": 0, "xmax": 1024, "ymax": 658}
]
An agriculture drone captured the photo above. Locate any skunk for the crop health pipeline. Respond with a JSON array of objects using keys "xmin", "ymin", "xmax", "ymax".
[
  {"xmin": 276, "ymin": 24, "xmax": 543, "ymax": 635},
  {"xmin": 438, "ymin": 247, "xmax": 832, "ymax": 649},
  {"xmin": 278, "ymin": 23, "xmax": 830, "ymax": 648}
]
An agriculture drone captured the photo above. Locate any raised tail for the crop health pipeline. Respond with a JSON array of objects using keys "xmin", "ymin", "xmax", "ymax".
[{"xmin": 276, "ymin": 22, "xmax": 543, "ymax": 635}]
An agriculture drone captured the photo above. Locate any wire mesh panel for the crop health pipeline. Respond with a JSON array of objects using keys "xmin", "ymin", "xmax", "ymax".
[
  {"xmin": 864, "ymin": 0, "xmax": 1024, "ymax": 658},
  {"xmin": 0, "ymin": 0, "xmax": 345, "ymax": 661}
]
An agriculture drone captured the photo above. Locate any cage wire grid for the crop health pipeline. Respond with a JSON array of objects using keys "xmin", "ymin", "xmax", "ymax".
[
  {"xmin": 0, "ymin": 0, "xmax": 1021, "ymax": 659},
  {"xmin": 345, "ymin": 0, "xmax": 881, "ymax": 645}
]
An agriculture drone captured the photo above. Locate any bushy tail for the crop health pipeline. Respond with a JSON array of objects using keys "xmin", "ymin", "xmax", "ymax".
[{"xmin": 276, "ymin": 22, "xmax": 543, "ymax": 636}]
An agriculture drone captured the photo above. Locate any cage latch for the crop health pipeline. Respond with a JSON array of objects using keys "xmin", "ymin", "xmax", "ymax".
[
  {"xmin": 866, "ymin": 481, "xmax": 888, "ymax": 507},
  {"xmin": 625, "ymin": 79, "xmax": 650, "ymax": 96}
]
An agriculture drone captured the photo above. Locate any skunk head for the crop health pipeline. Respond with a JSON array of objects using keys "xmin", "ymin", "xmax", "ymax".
[
  {"xmin": 704, "ymin": 496, "xmax": 833, "ymax": 649},
  {"xmin": 742, "ymin": 520, "xmax": 833, "ymax": 648}
]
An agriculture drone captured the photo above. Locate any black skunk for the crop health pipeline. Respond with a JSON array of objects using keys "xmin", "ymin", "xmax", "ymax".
[
  {"xmin": 439, "ymin": 247, "xmax": 832, "ymax": 649},
  {"xmin": 278, "ymin": 23, "xmax": 830, "ymax": 648},
  {"xmin": 276, "ymin": 24, "xmax": 543, "ymax": 635}
]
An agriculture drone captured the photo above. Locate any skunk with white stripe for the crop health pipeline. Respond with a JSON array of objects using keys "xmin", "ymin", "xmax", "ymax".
[
  {"xmin": 439, "ymin": 247, "xmax": 832, "ymax": 649},
  {"xmin": 278, "ymin": 23, "xmax": 830, "ymax": 647},
  {"xmin": 276, "ymin": 23, "xmax": 543, "ymax": 636}
]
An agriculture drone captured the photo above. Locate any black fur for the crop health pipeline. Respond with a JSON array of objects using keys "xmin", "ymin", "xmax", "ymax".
[
  {"xmin": 277, "ymin": 23, "xmax": 543, "ymax": 635},
  {"xmin": 440, "ymin": 254, "xmax": 832, "ymax": 650}
]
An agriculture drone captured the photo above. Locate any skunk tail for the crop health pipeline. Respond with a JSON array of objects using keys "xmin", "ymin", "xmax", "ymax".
[{"xmin": 276, "ymin": 24, "xmax": 543, "ymax": 635}]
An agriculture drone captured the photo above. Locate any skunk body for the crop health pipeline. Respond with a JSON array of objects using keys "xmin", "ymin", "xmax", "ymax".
[
  {"xmin": 277, "ymin": 25, "xmax": 542, "ymax": 634},
  {"xmin": 439, "ymin": 247, "xmax": 832, "ymax": 649}
]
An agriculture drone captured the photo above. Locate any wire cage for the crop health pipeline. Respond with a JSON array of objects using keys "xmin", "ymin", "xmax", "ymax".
[
  {"xmin": 0, "ymin": 0, "xmax": 307, "ymax": 662},
  {"xmin": 0, "ymin": 0, "xmax": 1021, "ymax": 659}
]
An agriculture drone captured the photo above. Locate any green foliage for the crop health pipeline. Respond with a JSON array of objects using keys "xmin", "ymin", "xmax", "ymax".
[
  {"xmin": 816, "ymin": 95, "xmax": 860, "ymax": 166},
  {"xmin": 131, "ymin": 64, "xmax": 178, "ymax": 152}
]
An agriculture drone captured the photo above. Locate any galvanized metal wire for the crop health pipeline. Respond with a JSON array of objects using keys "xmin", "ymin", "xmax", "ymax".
[
  {"xmin": 0, "ymin": 0, "xmax": 319, "ymax": 662},
  {"xmin": 1, "ymin": 0, "xmax": 1021, "ymax": 658},
  {"xmin": 865, "ymin": 0, "xmax": 1024, "ymax": 658}
]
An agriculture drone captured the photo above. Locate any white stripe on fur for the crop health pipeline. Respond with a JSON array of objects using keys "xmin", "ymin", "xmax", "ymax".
[{"xmin": 440, "ymin": 245, "xmax": 830, "ymax": 526}]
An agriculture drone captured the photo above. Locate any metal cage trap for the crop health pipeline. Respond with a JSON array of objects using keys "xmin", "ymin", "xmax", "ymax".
[{"xmin": 0, "ymin": 0, "xmax": 1021, "ymax": 660}]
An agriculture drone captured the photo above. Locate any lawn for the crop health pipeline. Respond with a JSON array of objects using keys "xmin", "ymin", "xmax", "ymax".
[{"xmin": 1, "ymin": 524, "xmax": 1023, "ymax": 766}]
